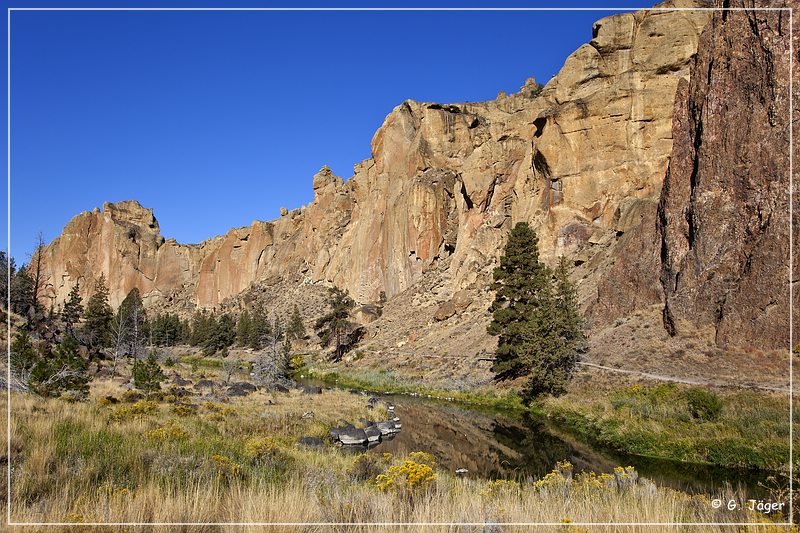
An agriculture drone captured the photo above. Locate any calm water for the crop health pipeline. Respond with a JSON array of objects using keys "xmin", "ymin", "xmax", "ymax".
[{"xmin": 305, "ymin": 381, "xmax": 772, "ymax": 497}]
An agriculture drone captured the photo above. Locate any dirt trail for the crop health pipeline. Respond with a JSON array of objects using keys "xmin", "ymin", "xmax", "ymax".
[{"xmin": 577, "ymin": 361, "xmax": 790, "ymax": 393}]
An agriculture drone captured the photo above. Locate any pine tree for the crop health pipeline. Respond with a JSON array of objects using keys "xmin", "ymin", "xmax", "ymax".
[
  {"xmin": 132, "ymin": 351, "xmax": 166, "ymax": 392},
  {"xmin": 488, "ymin": 223, "xmax": 583, "ymax": 403},
  {"xmin": 82, "ymin": 274, "xmax": 114, "ymax": 354},
  {"xmin": 10, "ymin": 264, "xmax": 34, "ymax": 317},
  {"xmin": 201, "ymin": 313, "xmax": 235, "ymax": 355},
  {"xmin": 249, "ymin": 305, "xmax": 271, "ymax": 350},
  {"xmin": 29, "ymin": 335, "xmax": 90, "ymax": 397},
  {"xmin": 61, "ymin": 282, "xmax": 83, "ymax": 337},
  {"xmin": 315, "ymin": 286, "xmax": 357, "ymax": 361},
  {"xmin": 117, "ymin": 288, "xmax": 147, "ymax": 359},
  {"xmin": 190, "ymin": 311, "xmax": 208, "ymax": 346},
  {"xmin": 553, "ymin": 256, "xmax": 586, "ymax": 353},
  {"xmin": 0, "ymin": 251, "xmax": 11, "ymax": 309},
  {"xmin": 488, "ymin": 222, "xmax": 553, "ymax": 380},
  {"xmin": 286, "ymin": 304, "xmax": 307, "ymax": 341},
  {"xmin": 236, "ymin": 310, "xmax": 252, "ymax": 346},
  {"xmin": 10, "ymin": 330, "xmax": 37, "ymax": 383}
]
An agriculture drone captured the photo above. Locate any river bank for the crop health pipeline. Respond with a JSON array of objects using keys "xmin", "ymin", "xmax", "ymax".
[{"xmin": 300, "ymin": 361, "xmax": 796, "ymax": 474}]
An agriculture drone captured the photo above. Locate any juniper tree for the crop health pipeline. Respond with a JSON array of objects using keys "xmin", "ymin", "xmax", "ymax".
[
  {"xmin": 0, "ymin": 251, "xmax": 11, "ymax": 309},
  {"xmin": 82, "ymin": 274, "xmax": 114, "ymax": 354},
  {"xmin": 236, "ymin": 310, "xmax": 252, "ymax": 346},
  {"xmin": 203, "ymin": 312, "xmax": 235, "ymax": 355},
  {"xmin": 488, "ymin": 223, "xmax": 583, "ymax": 403},
  {"xmin": 10, "ymin": 330, "xmax": 37, "ymax": 384},
  {"xmin": 132, "ymin": 351, "xmax": 166, "ymax": 393},
  {"xmin": 249, "ymin": 304, "xmax": 271, "ymax": 350},
  {"xmin": 10, "ymin": 264, "xmax": 34, "ymax": 317},
  {"xmin": 286, "ymin": 304, "xmax": 307, "ymax": 341},
  {"xmin": 29, "ymin": 335, "xmax": 90, "ymax": 397},
  {"xmin": 117, "ymin": 288, "xmax": 147, "ymax": 359},
  {"xmin": 315, "ymin": 286, "xmax": 357, "ymax": 361},
  {"xmin": 61, "ymin": 282, "xmax": 83, "ymax": 338}
]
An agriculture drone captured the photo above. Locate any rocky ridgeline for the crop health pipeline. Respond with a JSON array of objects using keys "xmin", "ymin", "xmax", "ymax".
[{"xmin": 34, "ymin": 0, "xmax": 796, "ymax": 363}]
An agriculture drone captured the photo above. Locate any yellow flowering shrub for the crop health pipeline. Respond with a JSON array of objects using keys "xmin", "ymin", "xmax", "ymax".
[
  {"xmin": 212, "ymin": 454, "xmax": 242, "ymax": 478},
  {"xmin": 243, "ymin": 436, "xmax": 279, "ymax": 463},
  {"xmin": 480, "ymin": 479, "xmax": 521, "ymax": 499},
  {"xmin": 375, "ymin": 459, "xmax": 437, "ymax": 495},
  {"xmin": 170, "ymin": 404, "xmax": 195, "ymax": 417},
  {"xmin": 109, "ymin": 400, "xmax": 159, "ymax": 422},
  {"xmin": 147, "ymin": 421, "xmax": 188, "ymax": 441},
  {"xmin": 407, "ymin": 451, "xmax": 436, "ymax": 469}
]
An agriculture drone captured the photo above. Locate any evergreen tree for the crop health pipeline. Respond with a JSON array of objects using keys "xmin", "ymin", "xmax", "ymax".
[
  {"xmin": 0, "ymin": 251, "xmax": 12, "ymax": 309},
  {"xmin": 553, "ymin": 256, "xmax": 587, "ymax": 353},
  {"xmin": 488, "ymin": 222, "xmax": 553, "ymax": 380},
  {"xmin": 487, "ymin": 223, "xmax": 583, "ymax": 403},
  {"xmin": 150, "ymin": 313, "xmax": 182, "ymax": 346},
  {"xmin": 117, "ymin": 288, "xmax": 147, "ymax": 359},
  {"xmin": 179, "ymin": 318, "xmax": 192, "ymax": 344},
  {"xmin": 132, "ymin": 351, "xmax": 166, "ymax": 392},
  {"xmin": 314, "ymin": 287, "xmax": 357, "ymax": 361},
  {"xmin": 10, "ymin": 264, "xmax": 34, "ymax": 317},
  {"xmin": 29, "ymin": 335, "xmax": 90, "ymax": 397},
  {"xmin": 286, "ymin": 304, "xmax": 307, "ymax": 341},
  {"xmin": 201, "ymin": 313, "xmax": 235, "ymax": 355},
  {"xmin": 249, "ymin": 305, "xmax": 271, "ymax": 350},
  {"xmin": 190, "ymin": 310, "xmax": 213, "ymax": 347},
  {"xmin": 236, "ymin": 310, "xmax": 252, "ymax": 346},
  {"xmin": 10, "ymin": 330, "xmax": 37, "ymax": 383},
  {"xmin": 61, "ymin": 282, "xmax": 83, "ymax": 337},
  {"xmin": 82, "ymin": 274, "xmax": 114, "ymax": 354}
]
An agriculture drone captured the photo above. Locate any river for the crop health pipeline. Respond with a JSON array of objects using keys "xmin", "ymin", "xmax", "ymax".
[{"xmin": 308, "ymin": 382, "xmax": 773, "ymax": 498}]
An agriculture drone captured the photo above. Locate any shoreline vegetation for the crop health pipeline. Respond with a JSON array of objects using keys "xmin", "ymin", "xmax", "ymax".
[
  {"xmin": 5, "ymin": 378, "xmax": 792, "ymax": 529},
  {"xmin": 301, "ymin": 360, "xmax": 796, "ymax": 474}
]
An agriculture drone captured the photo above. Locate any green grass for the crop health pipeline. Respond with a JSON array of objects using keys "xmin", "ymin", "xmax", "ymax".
[
  {"xmin": 300, "ymin": 365, "xmax": 525, "ymax": 411},
  {"xmin": 539, "ymin": 383, "xmax": 796, "ymax": 472}
]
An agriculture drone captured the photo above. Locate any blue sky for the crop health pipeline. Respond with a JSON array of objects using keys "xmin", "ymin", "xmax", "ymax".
[{"xmin": 4, "ymin": 0, "xmax": 651, "ymax": 262}]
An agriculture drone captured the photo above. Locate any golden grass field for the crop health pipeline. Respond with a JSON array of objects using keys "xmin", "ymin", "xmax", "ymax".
[{"xmin": 2, "ymin": 368, "xmax": 795, "ymax": 532}]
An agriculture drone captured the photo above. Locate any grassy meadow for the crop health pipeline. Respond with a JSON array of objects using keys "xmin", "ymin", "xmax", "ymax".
[
  {"xmin": 2, "ymin": 372, "xmax": 795, "ymax": 530},
  {"xmin": 540, "ymin": 381, "xmax": 796, "ymax": 472}
]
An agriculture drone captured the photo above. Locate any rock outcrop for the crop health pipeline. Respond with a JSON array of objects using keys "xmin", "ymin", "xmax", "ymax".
[
  {"xmin": 593, "ymin": 0, "xmax": 798, "ymax": 351},
  {"xmin": 37, "ymin": 1, "xmax": 711, "ymax": 319}
]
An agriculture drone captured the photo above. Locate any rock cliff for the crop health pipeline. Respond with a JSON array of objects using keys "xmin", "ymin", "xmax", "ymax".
[
  {"xmin": 38, "ymin": 1, "xmax": 711, "ymax": 319},
  {"xmin": 593, "ymin": 0, "xmax": 797, "ymax": 351}
]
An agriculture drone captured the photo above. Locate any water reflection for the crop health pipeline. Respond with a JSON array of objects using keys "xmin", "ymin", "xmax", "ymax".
[{"xmin": 339, "ymin": 393, "xmax": 769, "ymax": 497}]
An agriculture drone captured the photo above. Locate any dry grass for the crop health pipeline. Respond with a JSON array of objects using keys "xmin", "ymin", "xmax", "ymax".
[{"xmin": 0, "ymin": 380, "xmax": 794, "ymax": 531}]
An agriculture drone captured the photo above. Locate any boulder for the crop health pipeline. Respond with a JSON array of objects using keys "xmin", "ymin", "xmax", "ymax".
[
  {"xmin": 227, "ymin": 382, "xmax": 257, "ymax": 397},
  {"xmin": 299, "ymin": 436, "xmax": 324, "ymax": 447},
  {"xmin": 301, "ymin": 385, "xmax": 322, "ymax": 394},
  {"xmin": 375, "ymin": 420, "xmax": 399, "ymax": 436},
  {"xmin": 337, "ymin": 427, "xmax": 368, "ymax": 446},
  {"xmin": 364, "ymin": 425, "xmax": 382, "ymax": 443}
]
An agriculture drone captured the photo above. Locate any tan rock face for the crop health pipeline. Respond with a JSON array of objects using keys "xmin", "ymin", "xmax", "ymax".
[
  {"xmin": 38, "ymin": 2, "xmax": 712, "ymax": 331},
  {"xmin": 591, "ymin": 0, "xmax": 797, "ymax": 351}
]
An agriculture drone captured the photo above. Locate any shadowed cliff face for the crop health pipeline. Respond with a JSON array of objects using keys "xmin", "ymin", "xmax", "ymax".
[
  {"xmin": 38, "ymin": 1, "xmax": 710, "ymax": 313},
  {"xmin": 594, "ymin": 0, "xmax": 797, "ymax": 351}
]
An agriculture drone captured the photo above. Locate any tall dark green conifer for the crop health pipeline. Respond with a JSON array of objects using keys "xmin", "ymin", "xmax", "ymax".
[
  {"xmin": 82, "ymin": 274, "xmax": 114, "ymax": 354},
  {"xmin": 249, "ymin": 305, "xmax": 270, "ymax": 350},
  {"xmin": 29, "ymin": 335, "xmax": 90, "ymax": 397},
  {"xmin": 117, "ymin": 288, "xmax": 147, "ymax": 358},
  {"xmin": 488, "ymin": 223, "xmax": 583, "ymax": 403},
  {"xmin": 286, "ymin": 304, "xmax": 307, "ymax": 341},
  {"xmin": 315, "ymin": 287, "xmax": 357, "ymax": 361},
  {"xmin": 488, "ymin": 222, "xmax": 553, "ymax": 380},
  {"xmin": 61, "ymin": 282, "xmax": 83, "ymax": 337},
  {"xmin": 236, "ymin": 310, "xmax": 252, "ymax": 346}
]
